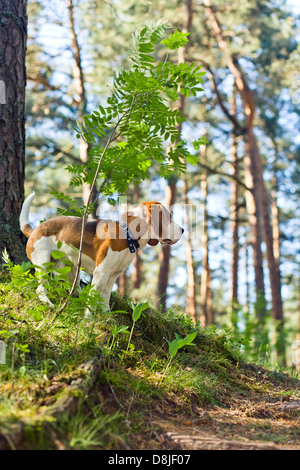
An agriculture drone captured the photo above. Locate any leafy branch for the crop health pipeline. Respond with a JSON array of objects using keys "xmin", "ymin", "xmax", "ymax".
[{"xmin": 50, "ymin": 22, "xmax": 205, "ymax": 316}]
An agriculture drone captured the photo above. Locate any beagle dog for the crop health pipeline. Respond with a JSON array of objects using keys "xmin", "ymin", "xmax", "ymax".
[{"xmin": 20, "ymin": 192, "xmax": 184, "ymax": 310}]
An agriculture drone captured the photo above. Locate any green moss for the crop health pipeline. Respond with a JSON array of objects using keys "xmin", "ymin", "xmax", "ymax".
[{"xmin": 0, "ymin": 271, "xmax": 299, "ymax": 449}]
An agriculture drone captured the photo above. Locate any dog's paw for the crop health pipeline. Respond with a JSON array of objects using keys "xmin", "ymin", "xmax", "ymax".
[{"xmin": 38, "ymin": 294, "xmax": 54, "ymax": 308}]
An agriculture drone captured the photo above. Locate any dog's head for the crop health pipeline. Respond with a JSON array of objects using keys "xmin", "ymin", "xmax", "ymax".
[{"xmin": 121, "ymin": 201, "xmax": 184, "ymax": 246}]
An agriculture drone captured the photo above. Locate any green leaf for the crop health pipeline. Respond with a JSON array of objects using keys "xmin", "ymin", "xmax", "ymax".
[
  {"xmin": 169, "ymin": 339, "xmax": 179, "ymax": 358},
  {"xmin": 177, "ymin": 332, "xmax": 197, "ymax": 349},
  {"xmin": 19, "ymin": 366, "xmax": 27, "ymax": 376},
  {"xmin": 51, "ymin": 250, "xmax": 65, "ymax": 260},
  {"xmin": 20, "ymin": 261, "xmax": 34, "ymax": 273},
  {"xmin": 56, "ymin": 266, "xmax": 72, "ymax": 275},
  {"xmin": 27, "ymin": 308, "xmax": 43, "ymax": 321},
  {"xmin": 161, "ymin": 30, "xmax": 190, "ymax": 50},
  {"xmin": 132, "ymin": 302, "xmax": 149, "ymax": 322}
]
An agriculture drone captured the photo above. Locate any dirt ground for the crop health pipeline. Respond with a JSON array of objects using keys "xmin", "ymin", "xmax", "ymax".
[{"xmin": 149, "ymin": 396, "xmax": 300, "ymax": 450}]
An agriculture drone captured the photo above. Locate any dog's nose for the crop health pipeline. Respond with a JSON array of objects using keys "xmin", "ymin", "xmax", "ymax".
[{"xmin": 181, "ymin": 227, "xmax": 184, "ymax": 234}]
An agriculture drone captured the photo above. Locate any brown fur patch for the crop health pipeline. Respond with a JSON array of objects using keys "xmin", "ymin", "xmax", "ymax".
[
  {"xmin": 26, "ymin": 216, "xmax": 130, "ymax": 264},
  {"xmin": 22, "ymin": 223, "xmax": 33, "ymax": 238}
]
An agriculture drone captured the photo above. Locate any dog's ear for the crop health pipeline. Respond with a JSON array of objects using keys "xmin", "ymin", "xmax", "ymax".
[
  {"xmin": 147, "ymin": 239, "xmax": 159, "ymax": 246},
  {"xmin": 129, "ymin": 219, "xmax": 148, "ymax": 239},
  {"xmin": 120, "ymin": 210, "xmax": 134, "ymax": 223},
  {"xmin": 121, "ymin": 209, "xmax": 149, "ymax": 239}
]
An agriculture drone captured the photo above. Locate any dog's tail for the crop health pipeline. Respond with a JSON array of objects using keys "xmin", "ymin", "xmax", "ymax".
[{"xmin": 20, "ymin": 192, "xmax": 35, "ymax": 238}]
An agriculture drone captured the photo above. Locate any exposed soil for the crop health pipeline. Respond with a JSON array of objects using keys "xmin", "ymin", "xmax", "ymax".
[
  {"xmin": 1, "ymin": 359, "xmax": 299, "ymax": 451},
  {"xmin": 150, "ymin": 397, "xmax": 300, "ymax": 450},
  {"xmin": 94, "ymin": 367, "xmax": 300, "ymax": 451}
]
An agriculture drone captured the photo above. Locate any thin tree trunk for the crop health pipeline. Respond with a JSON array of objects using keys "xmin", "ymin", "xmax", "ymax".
[
  {"xmin": 131, "ymin": 184, "xmax": 142, "ymax": 289},
  {"xmin": 203, "ymin": 65, "xmax": 266, "ymax": 318},
  {"xmin": 204, "ymin": 1, "xmax": 284, "ymax": 360},
  {"xmin": 157, "ymin": 0, "xmax": 193, "ymax": 313},
  {"xmin": 132, "ymin": 253, "xmax": 142, "ymax": 290},
  {"xmin": 183, "ymin": 180, "xmax": 197, "ymax": 323},
  {"xmin": 66, "ymin": 0, "xmax": 97, "ymax": 216},
  {"xmin": 296, "ymin": 285, "xmax": 300, "ymax": 371},
  {"xmin": 229, "ymin": 92, "xmax": 240, "ymax": 333},
  {"xmin": 117, "ymin": 271, "xmax": 127, "ymax": 297},
  {"xmin": 131, "ymin": 184, "xmax": 142, "ymax": 298},
  {"xmin": 200, "ymin": 142, "xmax": 213, "ymax": 327},
  {"xmin": 243, "ymin": 235, "xmax": 251, "ymax": 351},
  {"xmin": 156, "ymin": 178, "xmax": 177, "ymax": 312},
  {"xmin": 271, "ymin": 150, "xmax": 280, "ymax": 266},
  {"xmin": 178, "ymin": 0, "xmax": 198, "ymax": 321},
  {"xmin": 243, "ymin": 137, "xmax": 266, "ymax": 320},
  {"xmin": 0, "ymin": 0, "xmax": 28, "ymax": 264},
  {"xmin": 271, "ymin": 147, "xmax": 285, "ymax": 361}
]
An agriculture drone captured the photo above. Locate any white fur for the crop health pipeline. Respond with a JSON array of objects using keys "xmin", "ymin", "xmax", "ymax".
[{"xmin": 19, "ymin": 191, "xmax": 35, "ymax": 232}]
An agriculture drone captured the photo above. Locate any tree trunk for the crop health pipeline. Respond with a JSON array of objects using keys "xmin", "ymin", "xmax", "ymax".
[
  {"xmin": 243, "ymin": 136, "xmax": 266, "ymax": 320},
  {"xmin": 177, "ymin": 0, "xmax": 198, "ymax": 321},
  {"xmin": 117, "ymin": 271, "xmax": 127, "ymax": 297},
  {"xmin": 0, "ymin": 0, "xmax": 28, "ymax": 264},
  {"xmin": 183, "ymin": 180, "xmax": 197, "ymax": 323},
  {"xmin": 271, "ymin": 151, "xmax": 280, "ymax": 266},
  {"xmin": 200, "ymin": 143, "xmax": 213, "ymax": 327},
  {"xmin": 132, "ymin": 252, "xmax": 142, "ymax": 290},
  {"xmin": 296, "ymin": 287, "xmax": 300, "ymax": 371},
  {"xmin": 157, "ymin": 0, "xmax": 193, "ymax": 313},
  {"xmin": 204, "ymin": 1, "xmax": 284, "ymax": 360},
  {"xmin": 131, "ymin": 185, "xmax": 142, "ymax": 303},
  {"xmin": 131, "ymin": 184, "xmax": 142, "ymax": 293},
  {"xmin": 243, "ymin": 235, "xmax": 251, "ymax": 353},
  {"xmin": 229, "ymin": 92, "xmax": 240, "ymax": 333},
  {"xmin": 66, "ymin": 0, "xmax": 97, "ymax": 217},
  {"xmin": 248, "ymin": 128, "xmax": 285, "ymax": 359},
  {"xmin": 156, "ymin": 179, "xmax": 177, "ymax": 312},
  {"xmin": 271, "ymin": 148, "xmax": 285, "ymax": 361}
]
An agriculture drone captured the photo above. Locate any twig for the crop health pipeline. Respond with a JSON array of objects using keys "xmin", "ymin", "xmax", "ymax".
[
  {"xmin": 197, "ymin": 162, "xmax": 252, "ymax": 192},
  {"xmin": 50, "ymin": 93, "xmax": 137, "ymax": 322}
]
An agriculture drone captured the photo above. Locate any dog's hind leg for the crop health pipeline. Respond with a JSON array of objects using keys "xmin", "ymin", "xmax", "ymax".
[{"xmin": 31, "ymin": 240, "xmax": 55, "ymax": 307}]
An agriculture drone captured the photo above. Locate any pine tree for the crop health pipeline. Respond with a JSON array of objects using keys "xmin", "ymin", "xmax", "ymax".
[{"xmin": 0, "ymin": 0, "xmax": 28, "ymax": 263}]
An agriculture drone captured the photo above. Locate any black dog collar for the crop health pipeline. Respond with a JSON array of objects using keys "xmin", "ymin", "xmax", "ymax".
[{"xmin": 119, "ymin": 221, "xmax": 140, "ymax": 253}]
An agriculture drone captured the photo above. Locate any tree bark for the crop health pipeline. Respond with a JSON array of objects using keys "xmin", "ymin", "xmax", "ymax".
[
  {"xmin": 131, "ymin": 184, "xmax": 142, "ymax": 289},
  {"xmin": 131, "ymin": 184, "xmax": 142, "ymax": 299},
  {"xmin": 200, "ymin": 142, "xmax": 213, "ymax": 327},
  {"xmin": 296, "ymin": 286, "xmax": 300, "ymax": 371},
  {"xmin": 270, "ymin": 147, "xmax": 285, "ymax": 361},
  {"xmin": 0, "ymin": 0, "xmax": 28, "ymax": 264},
  {"xmin": 117, "ymin": 271, "xmax": 127, "ymax": 297},
  {"xmin": 183, "ymin": 180, "xmax": 197, "ymax": 323},
  {"xmin": 178, "ymin": 0, "xmax": 198, "ymax": 321},
  {"xmin": 229, "ymin": 93, "xmax": 240, "ymax": 332},
  {"xmin": 243, "ymin": 133, "xmax": 266, "ymax": 320},
  {"xmin": 156, "ymin": 178, "xmax": 177, "ymax": 312},
  {"xmin": 271, "ymin": 150, "xmax": 280, "ymax": 266}
]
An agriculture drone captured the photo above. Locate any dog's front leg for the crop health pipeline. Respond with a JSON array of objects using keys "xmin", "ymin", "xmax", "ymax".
[{"xmin": 84, "ymin": 267, "xmax": 117, "ymax": 317}]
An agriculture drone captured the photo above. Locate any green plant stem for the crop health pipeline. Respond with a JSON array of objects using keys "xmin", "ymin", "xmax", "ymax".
[
  {"xmin": 161, "ymin": 357, "xmax": 173, "ymax": 381},
  {"xmin": 49, "ymin": 94, "xmax": 136, "ymax": 321},
  {"xmin": 126, "ymin": 321, "xmax": 136, "ymax": 353},
  {"xmin": 11, "ymin": 340, "xmax": 16, "ymax": 388}
]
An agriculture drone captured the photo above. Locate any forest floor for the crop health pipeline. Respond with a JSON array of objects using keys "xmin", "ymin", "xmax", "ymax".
[
  {"xmin": 1, "ymin": 356, "xmax": 299, "ymax": 451},
  {"xmin": 147, "ymin": 393, "xmax": 300, "ymax": 450},
  {"xmin": 0, "ymin": 280, "xmax": 299, "ymax": 451},
  {"xmin": 82, "ymin": 360, "xmax": 300, "ymax": 451}
]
